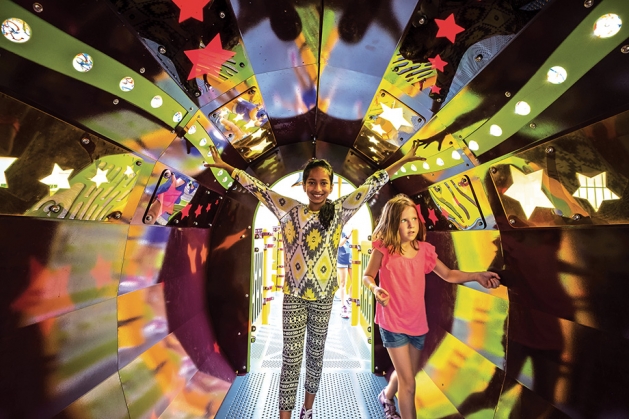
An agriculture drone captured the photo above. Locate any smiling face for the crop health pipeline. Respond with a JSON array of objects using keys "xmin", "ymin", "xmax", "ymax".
[
  {"xmin": 303, "ymin": 166, "xmax": 333, "ymax": 211},
  {"xmin": 398, "ymin": 205, "xmax": 420, "ymax": 244}
]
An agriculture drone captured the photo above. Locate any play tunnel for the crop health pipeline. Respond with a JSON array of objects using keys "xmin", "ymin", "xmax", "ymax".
[{"xmin": 1, "ymin": 0, "xmax": 629, "ymax": 417}]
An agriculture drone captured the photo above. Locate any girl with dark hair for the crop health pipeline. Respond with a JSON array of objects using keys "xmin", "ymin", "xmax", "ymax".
[
  {"xmin": 363, "ymin": 194, "xmax": 501, "ymax": 419},
  {"xmin": 205, "ymin": 144, "xmax": 425, "ymax": 419}
]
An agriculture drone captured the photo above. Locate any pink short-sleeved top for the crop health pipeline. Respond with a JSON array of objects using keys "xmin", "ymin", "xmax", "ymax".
[{"xmin": 373, "ymin": 240, "xmax": 438, "ymax": 336}]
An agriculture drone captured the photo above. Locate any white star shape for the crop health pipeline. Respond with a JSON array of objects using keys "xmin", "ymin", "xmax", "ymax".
[
  {"xmin": 0, "ymin": 157, "xmax": 17, "ymax": 187},
  {"xmin": 250, "ymin": 139, "xmax": 271, "ymax": 153},
  {"xmin": 40, "ymin": 163, "xmax": 73, "ymax": 190},
  {"xmin": 251, "ymin": 128, "xmax": 265, "ymax": 140},
  {"xmin": 573, "ymin": 172, "xmax": 619, "ymax": 211},
  {"xmin": 125, "ymin": 166, "xmax": 135, "ymax": 177},
  {"xmin": 233, "ymin": 113, "xmax": 244, "ymax": 122},
  {"xmin": 504, "ymin": 167, "xmax": 554, "ymax": 219},
  {"xmin": 371, "ymin": 123, "xmax": 386, "ymax": 136},
  {"xmin": 368, "ymin": 135, "xmax": 379, "ymax": 144},
  {"xmin": 244, "ymin": 119, "xmax": 256, "ymax": 129},
  {"xmin": 379, "ymin": 103, "xmax": 413, "ymax": 131},
  {"xmin": 90, "ymin": 168, "xmax": 110, "ymax": 187}
]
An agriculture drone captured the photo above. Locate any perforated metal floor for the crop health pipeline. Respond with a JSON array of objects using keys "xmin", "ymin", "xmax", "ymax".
[{"xmin": 216, "ymin": 293, "xmax": 389, "ymax": 418}]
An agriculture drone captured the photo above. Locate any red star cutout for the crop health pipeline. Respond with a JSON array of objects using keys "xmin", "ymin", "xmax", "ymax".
[
  {"xmin": 415, "ymin": 204, "xmax": 426, "ymax": 225},
  {"xmin": 90, "ymin": 255, "xmax": 113, "ymax": 289},
  {"xmin": 184, "ymin": 34, "xmax": 236, "ymax": 80},
  {"xmin": 430, "ymin": 85, "xmax": 442, "ymax": 94},
  {"xmin": 213, "ymin": 341, "xmax": 221, "ymax": 353},
  {"xmin": 172, "ymin": 0, "xmax": 212, "ymax": 23},
  {"xmin": 428, "ymin": 54, "xmax": 448, "ymax": 72},
  {"xmin": 194, "ymin": 205, "xmax": 203, "ymax": 217},
  {"xmin": 428, "ymin": 208, "xmax": 439, "ymax": 225},
  {"xmin": 201, "ymin": 243, "xmax": 208, "ymax": 264},
  {"xmin": 180, "ymin": 204, "xmax": 192, "ymax": 219},
  {"xmin": 435, "ymin": 14, "xmax": 465, "ymax": 43},
  {"xmin": 206, "ymin": 203, "xmax": 213, "ymax": 212}
]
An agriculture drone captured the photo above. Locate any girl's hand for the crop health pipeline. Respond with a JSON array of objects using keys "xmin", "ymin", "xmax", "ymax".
[
  {"xmin": 402, "ymin": 140, "xmax": 427, "ymax": 164},
  {"xmin": 204, "ymin": 145, "xmax": 227, "ymax": 170},
  {"xmin": 477, "ymin": 271, "xmax": 501, "ymax": 289},
  {"xmin": 373, "ymin": 286, "xmax": 391, "ymax": 307}
]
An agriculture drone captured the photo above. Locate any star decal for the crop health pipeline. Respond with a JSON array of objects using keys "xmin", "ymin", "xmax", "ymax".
[
  {"xmin": 435, "ymin": 14, "xmax": 465, "ymax": 43},
  {"xmin": 430, "ymin": 85, "xmax": 442, "ymax": 94},
  {"xmin": 90, "ymin": 168, "xmax": 110, "ymax": 187},
  {"xmin": 90, "ymin": 255, "xmax": 113, "ymax": 289},
  {"xmin": 371, "ymin": 123, "xmax": 386, "ymax": 136},
  {"xmin": 184, "ymin": 34, "xmax": 236, "ymax": 80},
  {"xmin": 201, "ymin": 243, "xmax": 208, "ymax": 264},
  {"xmin": 188, "ymin": 243, "xmax": 198, "ymax": 273},
  {"xmin": 40, "ymin": 163, "xmax": 73, "ymax": 191},
  {"xmin": 233, "ymin": 112, "xmax": 243, "ymax": 122},
  {"xmin": 194, "ymin": 205, "xmax": 203, "ymax": 217},
  {"xmin": 368, "ymin": 135, "xmax": 379, "ymax": 144},
  {"xmin": 206, "ymin": 203, "xmax": 213, "ymax": 212},
  {"xmin": 244, "ymin": 119, "xmax": 256, "ymax": 129},
  {"xmin": 172, "ymin": 0, "xmax": 212, "ymax": 23},
  {"xmin": 125, "ymin": 166, "xmax": 135, "ymax": 177},
  {"xmin": 504, "ymin": 167, "xmax": 554, "ymax": 219},
  {"xmin": 180, "ymin": 204, "xmax": 192, "ymax": 219},
  {"xmin": 379, "ymin": 103, "xmax": 413, "ymax": 131},
  {"xmin": 572, "ymin": 172, "xmax": 619, "ymax": 211},
  {"xmin": 0, "ymin": 156, "xmax": 17, "ymax": 187},
  {"xmin": 428, "ymin": 208, "xmax": 439, "ymax": 224},
  {"xmin": 250, "ymin": 128, "xmax": 265, "ymax": 140},
  {"xmin": 250, "ymin": 138, "xmax": 271, "ymax": 153},
  {"xmin": 428, "ymin": 54, "xmax": 448, "ymax": 72}
]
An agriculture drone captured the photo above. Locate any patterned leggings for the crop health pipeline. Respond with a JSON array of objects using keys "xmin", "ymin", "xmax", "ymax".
[{"xmin": 279, "ymin": 294, "xmax": 334, "ymax": 411}]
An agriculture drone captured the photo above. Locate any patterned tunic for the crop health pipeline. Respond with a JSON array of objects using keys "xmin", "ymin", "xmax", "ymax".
[{"xmin": 233, "ymin": 169, "xmax": 389, "ymax": 300}]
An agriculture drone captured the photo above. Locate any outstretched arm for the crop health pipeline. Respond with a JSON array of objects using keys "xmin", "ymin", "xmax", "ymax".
[
  {"xmin": 204, "ymin": 144, "xmax": 237, "ymax": 176},
  {"xmin": 383, "ymin": 139, "xmax": 426, "ymax": 178},
  {"xmin": 433, "ymin": 258, "xmax": 501, "ymax": 289}
]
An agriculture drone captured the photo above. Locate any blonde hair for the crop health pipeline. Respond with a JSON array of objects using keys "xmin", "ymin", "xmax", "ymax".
[{"xmin": 372, "ymin": 194, "xmax": 425, "ymax": 255}]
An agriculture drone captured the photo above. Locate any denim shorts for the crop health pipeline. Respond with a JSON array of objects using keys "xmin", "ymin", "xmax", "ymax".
[{"xmin": 379, "ymin": 327, "xmax": 426, "ymax": 351}]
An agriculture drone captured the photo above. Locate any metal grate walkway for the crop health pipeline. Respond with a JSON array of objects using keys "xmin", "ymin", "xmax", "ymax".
[{"xmin": 216, "ymin": 293, "xmax": 389, "ymax": 418}]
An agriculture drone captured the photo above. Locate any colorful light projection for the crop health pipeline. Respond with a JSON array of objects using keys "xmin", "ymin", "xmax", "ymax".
[
  {"xmin": 428, "ymin": 176, "xmax": 485, "ymax": 230},
  {"xmin": 184, "ymin": 34, "xmax": 236, "ymax": 81}
]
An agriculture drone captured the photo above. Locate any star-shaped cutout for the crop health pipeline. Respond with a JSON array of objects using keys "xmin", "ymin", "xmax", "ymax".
[
  {"xmin": 0, "ymin": 156, "xmax": 17, "ymax": 187},
  {"xmin": 371, "ymin": 123, "xmax": 386, "ymax": 136},
  {"xmin": 430, "ymin": 85, "xmax": 442, "ymax": 94},
  {"xmin": 172, "ymin": 0, "xmax": 212, "ymax": 23},
  {"xmin": 504, "ymin": 167, "xmax": 554, "ymax": 219},
  {"xmin": 250, "ymin": 128, "xmax": 265, "ymax": 140},
  {"xmin": 194, "ymin": 205, "xmax": 203, "ymax": 217},
  {"xmin": 435, "ymin": 13, "xmax": 465, "ymax": 43},
  {"xmin": 233, "ymin": 113, "xmax": 244, "ymax": 122},
  {"xmin": 428, "ymin": 208, "xmax": 439, "ymax": 225},
  {"xmin": 201, "ymin": 243, "xmax": 208, "ymax": 264},
  {"xmin": 125, "ymin": 166, "xmax": 135, "ymax": 177},
  {"xmin": 90, "ymin": 255, "xmax": 113, "ymax": 289},
  {"xmin": 188, "ymin": 243, "xmax": 198, "ymax": 273},
  {"xmin": 368, "ymin": 135, "xmax": 379, "ymax": 144},
  {"xmin": 573, "ymin": 172, "xmax": 620, "ymax": 211},
  {"xmin": 90, "ymin": 168, "xmax": 109, "ymax": 188},
  {"xmin": 206, "ymin": 203, "xmax": 213, "ymax": 212},
  {"xmin": 250, "ymin": 138, "xmax": 271, "ymax": 153},
  {"xmin": 180, "ymin": 204, "xmax": 192, "ymax": 219},
  {"xmin": 244, "ymin": 119, "xmax": 256, "ymax": 129},
  {"xmin": 428, "ymin": 54, "xmax": 448, "ymax": 72},
  {"xmin": 379, "ymin": 103, "xmax": 413, "ymax": 131},
  {"xmin": 184, "ymin": 34, "xmax": 236, "ymax": 80},
  {"xmin": 40, "ymin": 163, "xmax": 73, "ymax": 190}
]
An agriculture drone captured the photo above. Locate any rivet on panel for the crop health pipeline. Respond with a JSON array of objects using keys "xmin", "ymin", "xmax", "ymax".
[
  {"xmin": 139, "ymin": 67, "xmax": 145, "ymax": 74},
  {"xmin": 584, "ymin": 0, "xmax": 593, "ymax": 7},
  {"xmin": 113, "ymin": 99, "xmax": 119, "ymax": 105},
  {"xmin": 220, "ymin": 11, "xmax": 226, "ymax": 18},
  {"xmin": 545, "ymin": 146, "xmax": 555, "ymax": 154},
  {"xmin": 145, "ymin": 215, "xmax": 153, "ymax": 222},
  {"xmin": 505, "ymin": 91, "xmax": 511, "ymax": 98},
  {"xmin": 135, "ymin": 160, "xmax": 142, "ymax": 166},
  {"xmin": 491, "ymin": 167, "xmax": 497, "ymax": 174},
  {"xmin": 529, "ymin": 122, "xmax": 536, "ymax": 129},
  {"xmin": 81, "ymin": 136, "xmax": 90, "ymax": 144},
  {"xmin": 572, "ymin": 213, "xmax": 582, "ymax": 221},
  {"xmin": 508, "ymin": 218, "xmax": 516, "ymax": 225},
  {"xmin": 33, "ymin": 3, "xmax": 43, "ymax": 12},
  {"xmin": 621, "ymin": 45, "xmax": 629, "ymax": 54},
  {"xmin": 475, "ymin": 54, "xmax": 483, "ymax": 62},
  {"xmin": 158, "ymin": 46, "xmax": 166, "ymax": 54},
  {"xmin": 50, "ymin": 204, "xmax": 61, "ymax": 213}
]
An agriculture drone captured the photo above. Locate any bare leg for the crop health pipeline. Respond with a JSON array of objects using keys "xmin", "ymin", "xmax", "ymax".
[
  {"xmin": 304, "ymin": 391, "xmax": 315, "ymax": 409},
  {"xmin": 280, "ymin": 410, "xmax": 291, "ymax": 419},
  {"xmin": 387, "ymin": 344, "xmax": 422, "ymax": 419},
  {"xmin": 338, "ymin": 267, "xmax": 347, "ymax": 306},
  {"xmin": 384, "ymin": 370, "xmax": 398, "ymax": 401}
]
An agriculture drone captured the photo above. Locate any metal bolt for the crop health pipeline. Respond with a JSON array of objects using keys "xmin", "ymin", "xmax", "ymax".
[
  {"xmin": 381, "ymin": 92, "xmax": 385, "ymax": 97},
  {"xmin": 572, "ymin": 213, "xmax": 582, "ymax": 221},
  {"xmin": 164, "ymin": 170, "xmax": 171, "ymax": 178},
  {"xmin": 546, "ymin": 146, "xmax": 555, "ymax": 154},
  {"xmin": 81, "ymin": 136, "xmax": 90, "ymax": 144},
  {"xmin": 436, "ymin": 98, "xmax": 442, "ymax": 102},
  {"xmin": 509, "ymin": 218, "xmax": 516, "ymax": 225},
  {"xmin": 158, "ymin": 46, "xmax": 166, "ymax": 54},
  {"xmin": 417, "ymin": 194, "xmax": 422, "ymax": 198},
  {"xmin": 584, "ymin": 0, "xmax": 593, "ymax": 7},
  {"xmin": 219, "ymin": 11, "xmax": 225, "ymax": 18},
  {"xmin": 393, "ymin": 66, "xmax": 399, "ymax": 72},
  {"xmin": 33, "ymin": 3, "xmax": 43, "ymax": 12},
  {"xmin": 529, "ymin": 122, "xmax": 536, "ymax": 129},
  {"xmin": 114, "ymin": 212, "xmax": 122, "ymax": 219},
  {"xmin": 135, "ymin": 160, "xmax": 142, "ymax": 166},
  {"xmin": 50, "ymin": 204, "xmax": 61, "ymax": 213},
  {"xmin": 505, "ymin": 91, "xmax": 511, "ymax": 98},
  {"xmin": 245, "ymin": 294, "xmax": 249, "ymax": 297},
  {"xmin": 193, "ymin": 221, "xmax": 198, "ymax": 226},
  {"xmin": 194, "ymin": 90, "xmax": 201, "ymax": 97},
  {"xmin": 475, "ymin": 54, "xmax": 483, "ymax": 62},
  {"xmin": 240, "ymin": 235, "xmax": 245, "ymax": 239},
  {"xmin": 113, "ymin": 99, "xmax": 119, "ymax": 105},
  {"xmin": 174, "ymin": 219, "xmax": 179, "ymax": 224},
  {"xmin": 491, "ymin": 167, "xmax": 497, "ymax": 174},
  {"xmin": 418, "ymin": 17, "xmax": 426, "ymax": 25},
  {"xmin": 139, "ymin": 67, "xmax": 145, "ymax": 74},
  {"xmin": 145, "ymin": 215, "xmax": 153, "ymax": 222},
  {"xmin": 621, "ymin": 45, "xmax": 629, "ymax": 54}
]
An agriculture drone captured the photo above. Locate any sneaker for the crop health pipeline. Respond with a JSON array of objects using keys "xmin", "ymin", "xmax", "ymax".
[
  {"xmin": 378, "ymin": 389, "xmax": 401, "ymax": 419},
  {"xmin": 299, "ymin": 405, "xmax": 312, "ymax": 419},
  {"xmin": 340, "ymin": 305, "xmax": 349, "ymax": 319}
]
